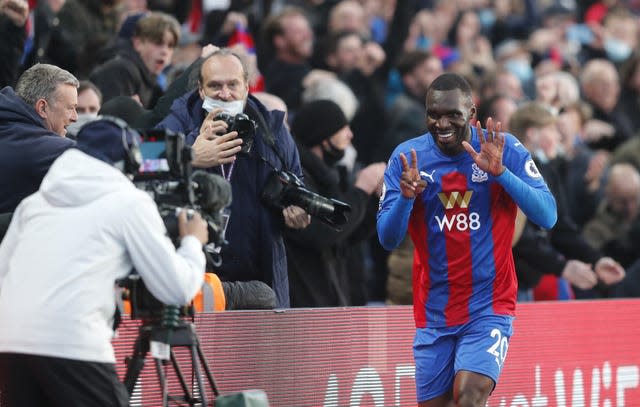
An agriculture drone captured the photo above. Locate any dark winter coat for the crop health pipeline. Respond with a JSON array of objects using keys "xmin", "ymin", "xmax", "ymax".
[
  {"xmin": 156, "ymin": 92, "xmax": 302, "ymax": 308},
  {"xmin": 0, "ymin": 14, "xmax": 26, "ymax": 88},
  {"xmin": 90, "ymin": 44, "xmax": 162, "ymax": 109},
  {"xmin": 513, "ymin": 158, "xmax": 602, "ymax": 290},
  {"xmin": 0, "ymin": 87, "xmax": 75, "ymax": 213},
  {"xmin": 285, "ymin": 146, "xmax": 374, "ymax": 307}
]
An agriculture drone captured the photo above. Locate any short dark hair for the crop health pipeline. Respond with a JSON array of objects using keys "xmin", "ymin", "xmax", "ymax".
[
  {"xmin": 429, "ymin": 72, "xmax": 472, "ymax": 95},
  {"xmin": 78, "ymin": 80, "xmax": 102, "ymax": 103},
  {"xmin": 396, "ymin": 50, "xmax": 434, "ymax": 77},
  {"xmin": 325, "ymin": 30, "xmax": 364, "ymax": 58}
]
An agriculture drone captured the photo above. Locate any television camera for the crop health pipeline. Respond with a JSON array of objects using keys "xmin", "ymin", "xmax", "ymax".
[
  {"xmin": 134, "ymin": 129, "xmax": 231, "ymax": 250},
  {"xmin": 120, "ymin": 129, "xmax": 229, "ymax": 405},
  {"xmin": 123, "ymin": 128, "xmax": 232, "ymax": 318}
]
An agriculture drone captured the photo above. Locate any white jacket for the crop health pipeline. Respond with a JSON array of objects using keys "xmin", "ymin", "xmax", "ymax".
[{"xmin": 0, "ymin": 149, "xmax": 205, "ymax": 363}]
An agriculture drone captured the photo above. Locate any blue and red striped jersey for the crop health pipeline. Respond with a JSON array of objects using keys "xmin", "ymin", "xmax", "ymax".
[{"xmin": 377, "ymin": 126, "xmax": 555, "ymax": 328}]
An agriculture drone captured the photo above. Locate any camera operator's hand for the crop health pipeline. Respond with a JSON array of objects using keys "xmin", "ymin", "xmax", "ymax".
[
  {"xmin": 178, "ymin": 210, "xmax": 209, "ymax": 245},
  {"xmin": 192, "ymin": 109, "xmax": 243, "ymax": 167},
  {"xmin": 283, "ymin": 205, "xmax": 311, "ymax": 229}
]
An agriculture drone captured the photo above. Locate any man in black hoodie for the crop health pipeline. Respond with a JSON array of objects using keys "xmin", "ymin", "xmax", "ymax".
[{"xmin": 0, "ymin": 63, "xmax": 77, "ymax": 213}]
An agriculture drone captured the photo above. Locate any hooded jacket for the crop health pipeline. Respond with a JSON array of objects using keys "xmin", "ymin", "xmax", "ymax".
[
  {"xmin": 0, "ymin": 149, "xmax": 205, "ymax": 363},
  {"xmin": 0, "ymin": 86, "xmax": 75, "ymax": 213},
  {"xmin": 157, "ymin": 92, "xmax": 302, "ymax": 308}
]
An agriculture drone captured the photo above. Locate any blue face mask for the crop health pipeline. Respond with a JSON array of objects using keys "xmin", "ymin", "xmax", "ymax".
[
  {"xmin": 416, "ymin": 35, "xmax": 432, "ymax": 50},
  {"xmin": 605, "ymin": 38, "xmax": 632, "ymax": 63},
  {"xmin": 566, "ymin": 24, "xmax": 595, "ymax": 45},
  {"xmin": 477, "ymin": 8, "xmax": 496, "ymax": 30},
  {"xmin": 505, "ymin": 59, "xmax": 534, "ymax": 84}
]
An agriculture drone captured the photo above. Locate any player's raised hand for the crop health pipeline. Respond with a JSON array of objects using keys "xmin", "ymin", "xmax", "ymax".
[
  {"xmin": 399, "ymin": 149, "xmax": 427, "ymax": 199},
  {"xmin": 462, "ymin": 117, "xmax": 506, "ymax": 176}
]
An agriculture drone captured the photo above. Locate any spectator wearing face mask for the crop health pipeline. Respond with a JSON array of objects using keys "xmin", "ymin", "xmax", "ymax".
[
  {"xmin": 66, "ymin": 80, "xmax": 102, "ymax": 139},
  {"xmin": 579, "ymin": 8, "xmax": 637, "ymax": 66},
  {"xmin": 156, "ymin": 48, "xmax": 310, "ymax": 308},
  {"xmin": 286, "ymin": 99, "xmax": 386, "ymax": 307}
]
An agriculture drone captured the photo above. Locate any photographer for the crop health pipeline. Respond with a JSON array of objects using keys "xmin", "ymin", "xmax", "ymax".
[
  {"xmin": 0, "ymin": 117, "xmax": 208, "ymax": 407},
  {"xmin": 157, "ymin": 48, "xmax": 310, "ymax": 308},
  {"xmin": 286, "ymin": 100, "xmax": 386, "ymax": 307}
]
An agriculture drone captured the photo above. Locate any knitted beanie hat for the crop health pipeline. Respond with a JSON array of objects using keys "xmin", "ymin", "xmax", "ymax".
[{"xmin": 290, "ymin": 100, "xmax": 349, "ymax": 148}]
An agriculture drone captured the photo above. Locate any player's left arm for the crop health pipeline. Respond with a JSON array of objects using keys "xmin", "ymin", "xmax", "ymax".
[{"xmin": 463, "ymin": 118, "xmax": 557, "ymax": 229}]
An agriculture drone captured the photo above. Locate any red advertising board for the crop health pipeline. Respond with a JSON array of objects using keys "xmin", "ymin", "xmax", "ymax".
[{"xmin": 112, "ymin": 299, "xmax": 640, "ymax": 406}]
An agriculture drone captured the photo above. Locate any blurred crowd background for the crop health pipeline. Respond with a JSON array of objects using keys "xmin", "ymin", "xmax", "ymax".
[{"xmin": 4, "ymin": 0, "xmax": 640, "ymax": 306}]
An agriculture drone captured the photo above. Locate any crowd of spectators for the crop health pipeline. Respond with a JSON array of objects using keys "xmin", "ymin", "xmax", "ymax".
[{"xmin": 3, "ymin": 0, "xmax": 640, "ymax": 307}]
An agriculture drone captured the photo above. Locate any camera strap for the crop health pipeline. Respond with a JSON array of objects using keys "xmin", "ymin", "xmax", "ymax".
[
  {"xmin": 220, "ymin": 162, "xmax": 235, "ymax": 182},
  {"xmin": 245, "ymin": 102, "xmax": 289, "ymax": 171}
]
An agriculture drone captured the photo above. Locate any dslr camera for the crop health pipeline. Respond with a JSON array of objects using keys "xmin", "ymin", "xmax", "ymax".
[
  {"xmin": 262, "ymin": 170, "xmax": 351, "ymax": 229},
  {"xmin": 215, "ymin": 112, "xmax": 257, "ymax": 154}
]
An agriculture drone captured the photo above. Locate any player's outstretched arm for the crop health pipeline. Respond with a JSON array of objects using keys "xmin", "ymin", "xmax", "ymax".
[{"xmin": 465, "ymin": 117, "xmax": 557, "ymax": 229}]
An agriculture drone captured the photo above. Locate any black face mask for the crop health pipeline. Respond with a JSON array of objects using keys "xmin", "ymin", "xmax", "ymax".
[{"xmin": 322, "ymin": 141, "xmax": 345, "ymax": 167}]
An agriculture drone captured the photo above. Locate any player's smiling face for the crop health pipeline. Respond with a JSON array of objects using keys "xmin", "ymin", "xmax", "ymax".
[{"xmin": 426, "ymin": 89, "xmax": 475, "ymax": 156}]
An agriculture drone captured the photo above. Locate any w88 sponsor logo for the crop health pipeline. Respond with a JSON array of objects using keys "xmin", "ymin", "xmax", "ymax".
[
  {"xmin": 434, "ymin": 190, "xmax": 480, "ymax": 231},
  {"xmin": 434, "ymin": 212, "xmax": 481, "ymax": 232}
]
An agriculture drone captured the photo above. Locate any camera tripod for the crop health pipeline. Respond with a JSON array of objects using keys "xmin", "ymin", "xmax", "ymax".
[{"xmin": 123, "ymin": 318, "xmax": 219, "ymax": 406}]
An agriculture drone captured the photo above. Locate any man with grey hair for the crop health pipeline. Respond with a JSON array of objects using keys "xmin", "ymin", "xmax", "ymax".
[
  {"xmin": 0, "ymin": 63, "xmax": 78, "ymax": 212},
  {"xmin": 579, "ymin": 58, "xmax": 634, "ymax": 151},
  {"xmin": 582, "ymin": 163, "xmax": 640, "ymax": 268},
  {"xmin": 157, "ymin": 48, "xmax": 309, "ymax": 308}
]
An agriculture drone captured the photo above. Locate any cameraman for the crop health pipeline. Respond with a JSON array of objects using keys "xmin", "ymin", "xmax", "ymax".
[
  {"xmin": 0, "ymin": 117, "xmax": 208, "ymax": 407},
  {"xmin": 157, "ymin": 48, "xmax": 310, "ymax": 308}
]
